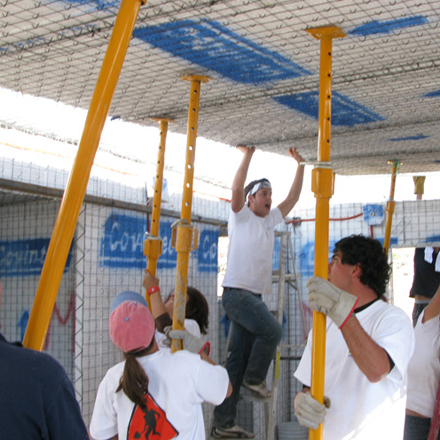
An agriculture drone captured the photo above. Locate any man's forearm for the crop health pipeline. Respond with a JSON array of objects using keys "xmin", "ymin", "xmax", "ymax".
[
  {"xmin": 278, "ymin": 164, "xmax": 305, "ymax": 217},
  {"xmin": 231, "ymin": 148, "xmax": 254, "ymax": 211},
  {"xmin": 341, "ymin": 315, "xmax": 391, "ymax": 382}
]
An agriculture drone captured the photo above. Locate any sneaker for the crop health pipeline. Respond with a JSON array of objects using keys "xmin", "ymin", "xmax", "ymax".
[
  {"xmin": 211, "ymin": 424, "xmax": 256, "ymax": 439},
  {"xmin": 242, "ymin": 380, "xmax": 271, "ymax": 398}
]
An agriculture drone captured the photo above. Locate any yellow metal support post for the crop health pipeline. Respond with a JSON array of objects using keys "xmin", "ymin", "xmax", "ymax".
[
  {"xmin": 170, "ymin": 75, "xmax": 209, "ymax": 352},
  {"xmin": 144, "ymin": 118, "xmax": 172, "ymax": 308},
  {"xmin": 413, "ymin": 175, "xmax": 425, "ymax": 200},
  {"xmin": 306, "ymin": 25, "xmax": 345, "ymax": 440},
  {"xmin": 22, "ymin": 0, "xmax": 146, "ymax": 351},
  {"xmin": 383, "ymin": 160, "xmax": 401, "ymax": 255}
]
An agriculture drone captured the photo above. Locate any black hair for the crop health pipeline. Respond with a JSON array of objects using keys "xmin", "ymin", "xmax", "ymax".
[
  {"xmin": 244, "ymin": 178, "xmax": 271, "ymax": 203},
  {"xmin": 333, "ymin": 235, "xmax": 390, "ymax": 298},
  {"xmin": 116, "ymin": 336, "xmax": 155, "ymax": 409}
]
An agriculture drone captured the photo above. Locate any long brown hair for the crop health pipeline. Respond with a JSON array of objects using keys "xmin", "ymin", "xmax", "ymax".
[
  {"xmin": 116, "ymin": 337, "xmax": 155, "ymax": 409},
  {"xmin": 186, "ymin": 287, "xmax": 209, "ymax": 335}
]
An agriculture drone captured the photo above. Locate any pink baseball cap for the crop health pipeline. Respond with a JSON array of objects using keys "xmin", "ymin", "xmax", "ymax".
[{"xmin": 109, "ymin": 291, "xmax": 155, "ymax": 353}]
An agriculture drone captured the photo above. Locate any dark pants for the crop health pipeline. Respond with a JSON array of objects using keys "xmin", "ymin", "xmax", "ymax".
[
  {"xmin": 404, "ymin": 414, "xmax": 431, "ymax": 440},
  {"xmin": 213, "ymin": 288, "xmax": 282, "ymax": 428}
]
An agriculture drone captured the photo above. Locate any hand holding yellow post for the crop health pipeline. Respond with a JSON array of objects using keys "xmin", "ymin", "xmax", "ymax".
[{"xmin": 171, "ymin": 75, "xmax": 209, "ymax": 352}]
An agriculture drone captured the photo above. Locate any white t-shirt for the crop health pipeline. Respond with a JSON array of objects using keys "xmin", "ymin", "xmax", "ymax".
[
  {"xmin": 90, "ymin": 348, "xmax": 229, "ymax": 440},
  {"xmin": 222, "ymin": 205, "xmax": 283, "ymax": 295},
  {"xmin": 295, "ymin": 300, "xmax": 414, "ymax": 440},
  {"xmin": 406, "ymin": 310, "xmax": 440, "ymax": 417}
]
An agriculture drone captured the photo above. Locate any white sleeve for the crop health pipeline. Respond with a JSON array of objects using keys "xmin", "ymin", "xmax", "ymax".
[
  {"xmin": 373, "ymin": 308, "xmax": 415, "ymax": 381},
  {"xmin": 89, "ymin": 374, "xmax": 118, "ymax": 440},
  {"xmin": 194, "ymin": 360, "xmax": 230, "ymax": 405},
  {"xmin": 294, "ymin": 329, "xmax": 313, "ymax": 387},
  {"xmin": 270, "ymin": 206, "xmax": 284, "ymax": 225}
]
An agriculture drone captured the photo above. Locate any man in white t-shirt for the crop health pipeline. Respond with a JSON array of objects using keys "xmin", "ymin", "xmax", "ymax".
[
  {"xmin": 212, "ymin": 145, "xmax": 305, "ymax": 439},
  {"xmin": 294, "ymin": 235, "xmax": 415, "ymax": 440}
]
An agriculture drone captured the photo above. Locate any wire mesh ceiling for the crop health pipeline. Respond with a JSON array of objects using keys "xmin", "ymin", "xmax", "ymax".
[{"xmin": 1, "ymin": 0, "xmax": 440, "ymax": 175}]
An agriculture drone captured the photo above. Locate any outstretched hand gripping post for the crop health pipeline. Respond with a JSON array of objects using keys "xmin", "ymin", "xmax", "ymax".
[{"xmin": 170, "ymin": 75, "xmax": 209, "ymax": 352}]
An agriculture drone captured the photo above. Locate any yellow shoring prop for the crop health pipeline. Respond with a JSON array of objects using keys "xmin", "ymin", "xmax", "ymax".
[
  {"xmin": 306, "ymin": 25, "xmax": 345, "ymax": 440},
  {"xmin": 170, "ymin": 75, "xmax": 210, "ymax": 352},
  {"xmin": 413, "ymin": 175, "xmax": 425, "ymax": 200},
  {"xmin": 144, "ymin": 118, "xmax": 172, "ymax": 308},
  {"xmin": 383, "ymin": 160, "xmax": 401, "ymax": 255},
  {"xmin": 22, "ymin": 0, "xmax": 146, "ymax": 351}
]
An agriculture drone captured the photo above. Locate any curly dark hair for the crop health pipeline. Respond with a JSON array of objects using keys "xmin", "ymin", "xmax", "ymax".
[{"xmin": 333, "ymin": 235, "xmax": 391, "ymax": 298}]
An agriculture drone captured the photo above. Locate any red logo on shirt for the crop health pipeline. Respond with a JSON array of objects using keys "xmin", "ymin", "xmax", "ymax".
[{"xmin": 127, "ymin": 393, "xmax": 178, "ymax": 440}]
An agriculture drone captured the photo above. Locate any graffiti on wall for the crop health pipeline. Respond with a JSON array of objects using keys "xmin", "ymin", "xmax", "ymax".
[
  {"xmin": 0, "ymin": 238, "xmax": 73, "ymax": 277},
  {"xmin": 100, "ymin": 213, "xmax": 219, "ymax": 273}
]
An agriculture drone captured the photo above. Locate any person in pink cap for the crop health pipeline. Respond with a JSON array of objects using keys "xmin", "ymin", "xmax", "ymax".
[{"xmin": 90, "ymin": 291, "xmax": 231, "ymax": 440}]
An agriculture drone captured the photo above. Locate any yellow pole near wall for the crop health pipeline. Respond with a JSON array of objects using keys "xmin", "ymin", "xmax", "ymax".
[
  {"xmin": 306, "ymin": 25, "xmax": 345, "ymax": 440},
  {"xmin": 144, "ymin": 118, "xmax": 172, "ymax": 308},
  {"xmin": 383, "ymin": 160, "xmax": 401, "ymax": 255},
  {"xmin": 170, "ymin": 75, "xmax": 210, "ymax": 352},
  {"xmin": 23, "ymin": 0, "xmax": 146, "ymax": 351},
  {"xmin": 413, "ymin": 175, "xmax": 425, "ymax": 200}
]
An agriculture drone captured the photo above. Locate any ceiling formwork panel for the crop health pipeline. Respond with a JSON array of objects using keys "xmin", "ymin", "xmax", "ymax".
[{"xmin": 1, "ymin": 0, "xmax": 440, "ymax": 175}]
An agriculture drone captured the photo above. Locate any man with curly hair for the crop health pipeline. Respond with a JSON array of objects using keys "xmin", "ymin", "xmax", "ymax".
[{"xmin": 294, "ymin": 235, "xmax": 415, "ymax": 440}]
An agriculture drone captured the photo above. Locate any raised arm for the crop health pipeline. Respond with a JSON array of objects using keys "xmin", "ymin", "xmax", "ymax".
[
  {"xmin": 307, "ymin": 276, "xmax": 391, "ymax": 383},
  {"xmin": 143, "ymin": 269, "xmax": 170, "ymax": 332},
  {"xmin": 277, "ymin": 148, "xmax": 305, "ymax": 218},
  {"xmin": 231, "ymin": 146, "xmax": 255, "ymax": 213}
]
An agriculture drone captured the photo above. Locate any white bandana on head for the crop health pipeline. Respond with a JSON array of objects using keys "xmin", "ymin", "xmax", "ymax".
[{"xmin": 248, "ymin": 180, "xmax": 271, "ymax": 197}]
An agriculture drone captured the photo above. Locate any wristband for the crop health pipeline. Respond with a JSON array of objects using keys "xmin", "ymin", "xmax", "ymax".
[
  {"xmin": 198, "ymin": 341, "xmax": 211, "ymax": 356},
  {"xmin": 147, "ymin": 286, "xmax": 160, "ymax": 295}
]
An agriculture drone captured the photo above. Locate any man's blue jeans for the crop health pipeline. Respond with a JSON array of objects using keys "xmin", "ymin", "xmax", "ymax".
[
  {"xmin": 213, "ymin": 288, "xmax": 283, "ymax": 428},
  {"xmin": 403, "ymin": 414, "xmax": 431, "ymax": 440}
]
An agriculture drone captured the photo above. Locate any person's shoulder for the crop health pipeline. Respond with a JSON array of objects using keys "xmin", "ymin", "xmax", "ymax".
[
  {"xmin": 230, "ymin": 203, "xmax": 250, "ymax": 219},
  {"xmin": 0, "ymin": 343, "xmax": 73, "ymax": 388},
  {"xmin": 168, "ymin": 348, "xmax": 214, "ymax": 368},
  {"xmin": 269, "ymin": 206, "xmax": 283, "ymax": 219},
  {"xmin": 170, "ymin": 348, "xmax": 199, "ymax": 361},
  {"xmin": 104, "ymin": 359, "xmax": 127, "ymax": 378},
  {"xmin": 369, "ymin": 300, "xmax": 413, "ymax": 329},
  {"xmin": 1, "ymin": 341, "xmax": 61, "ymax": 369},
  {"xmin": 372, "ymin": 299, "xmax": 409, "ymax": 316}
]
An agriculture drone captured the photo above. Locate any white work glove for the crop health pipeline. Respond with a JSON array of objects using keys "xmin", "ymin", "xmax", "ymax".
[
  {"xmin": 307, "ymin": 276, "xmax": 359, "ymax": 329},
  {"xmin": 163, "ymin": 327, "xmax": 210, "ymax": 355},
  {"xmin": 293, "ymin": 391, "xmax": 331, "ymax": 430}
]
